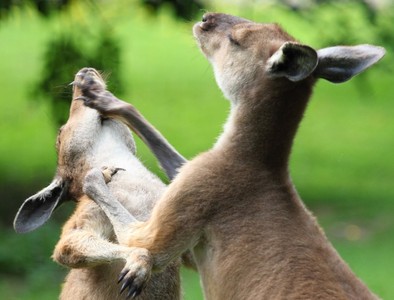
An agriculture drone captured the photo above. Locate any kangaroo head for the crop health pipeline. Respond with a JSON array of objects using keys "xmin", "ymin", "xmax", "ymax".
[
  {"xmin": 193, "ymin": 13, "xmax": 385, "ymax": 103},
  {"xmin": 14, "ymin": 68, "xmax": 135, "ymax": 233},
  {"xmin": 54, "ymin": 68, "xmax": 111, "ymax": 196}
]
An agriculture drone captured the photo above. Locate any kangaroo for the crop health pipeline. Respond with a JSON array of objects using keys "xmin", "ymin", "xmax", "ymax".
[
  {"xmin": 13, "ymin": 68, "xmax": 187, "ymax": 299},
  {"xmin": 80, "ymin": 13, "xmax": 385, "ymax": 300}
]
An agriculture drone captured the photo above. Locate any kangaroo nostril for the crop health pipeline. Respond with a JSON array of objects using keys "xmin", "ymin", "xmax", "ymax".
[{"xmin": 200, "ymin": 14, "xmax": 215, "ymax": 31}]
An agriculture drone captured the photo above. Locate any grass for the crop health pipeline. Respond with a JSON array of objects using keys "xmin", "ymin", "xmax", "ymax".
[{"xmin": 0, "ymin": 2, "xmax": 393, "ymax": 299}]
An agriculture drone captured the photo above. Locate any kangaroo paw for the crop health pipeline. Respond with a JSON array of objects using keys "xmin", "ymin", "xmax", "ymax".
[
  {"xmin": 101, "ymin": 166, "xmax": 126, "ymax": 184},
  {"xmin": 118, "ymin": 248, "xmax": 152, "ymax": 299},
  {"xmin": 73, "ymin": 67, "xmax": 124, "ymax": 115}
]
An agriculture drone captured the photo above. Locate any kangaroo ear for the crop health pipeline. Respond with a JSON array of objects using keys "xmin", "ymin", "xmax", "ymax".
[
  {"xmin": 266, "ymin": 42, "xmax": 318, "ymax": 82},
  {"xmin": 314, "ymin": 45, "xmax": 385, "ymax": 83},
  {"xmin": 14, "ymin": 178, "xmax": 68, "ymax": 233}
]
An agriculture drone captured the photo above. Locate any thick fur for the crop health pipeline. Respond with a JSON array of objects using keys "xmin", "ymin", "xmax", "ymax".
[
  {"xmin": 51, "ymin": 69, "xmax": 181, "ymax": 299},
  {"xmin": 82, "ymin": 14, "xmax": 383, "ymax": 300}
]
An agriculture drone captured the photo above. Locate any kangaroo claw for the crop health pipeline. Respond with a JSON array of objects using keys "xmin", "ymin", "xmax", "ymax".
[
  {"xmin": 101, "ymin": 166, "xmax": 126, "ymax": 183},
  {"xmin": 118, "ymin": 248, "xmax": 152, "ymax": 298}
]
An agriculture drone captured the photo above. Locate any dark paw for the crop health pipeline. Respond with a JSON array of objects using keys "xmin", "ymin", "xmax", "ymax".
[
  {"xmin": 74, "ymin": 67, "xmax": 106, "ymax": 92},
  {"xmin": 118, "ymin": 249, "xmax": 152, "ymax": 299},
  {"xmin": 119, "ymin": 270, "xmax": 145, "ymax": 299},
  {"xmin": 73, "ymin": 68, "xmax": 107, "ymax": 105}
]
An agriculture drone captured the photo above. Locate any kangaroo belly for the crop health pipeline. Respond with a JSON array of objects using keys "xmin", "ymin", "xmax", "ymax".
[{"xmin": 61, "ymin": 260, "xmax": 181, "ymax": 300}]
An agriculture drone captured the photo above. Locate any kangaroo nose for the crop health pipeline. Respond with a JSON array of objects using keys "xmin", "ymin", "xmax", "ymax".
[{"xmin": 200, "ymin": 13, "xmax": 216, "ymax": 31}]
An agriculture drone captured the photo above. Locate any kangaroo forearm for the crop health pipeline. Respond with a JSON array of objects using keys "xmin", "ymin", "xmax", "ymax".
[
  {"xmin": 125, "ymin": 215, "xmax": 199, "ymax": 271},
  {"xmin": 53, "ymin": 230, "xmax": 130, "ymax": 268},
  {"xmin": 84, "ymin": 168, "xmax": 138, "ymax": 245},
  {"xmin": 80, "ymin": 81, "xmax": 187, "ymax": 180},
  {"xmin": 104, "ymin": 95, "xmax": 187, "ymax": 181},
  {"xmin": 84, "ymin": 167, "xmax": 192, "ymax": 265}
]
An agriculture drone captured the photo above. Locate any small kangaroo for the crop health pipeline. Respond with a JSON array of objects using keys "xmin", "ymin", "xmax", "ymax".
[
  {"xmin": 13, "ymin": 68, "xmax": 187, "ymax": 299},
  {"xmin": 80, "ymin": 13, "xmax": 385, "ymax": 300}
]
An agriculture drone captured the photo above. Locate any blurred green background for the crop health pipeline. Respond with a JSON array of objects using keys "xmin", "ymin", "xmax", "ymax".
[{"xmin": 0, "ymin": 0, "xmax": 393, "ymax": 299}]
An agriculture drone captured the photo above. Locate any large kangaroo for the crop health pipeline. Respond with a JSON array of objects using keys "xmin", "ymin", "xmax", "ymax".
[
  {"xmin": 13, "ymin": 68, "xmax": 187, "ymax": 299},
  {"xmin": 80, "ymin": 13, "xmax": 384, "ymax": 300}
]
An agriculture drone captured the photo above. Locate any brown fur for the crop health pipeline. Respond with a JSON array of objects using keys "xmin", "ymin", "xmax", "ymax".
[
  {"xmin": 82, "ymin": 13, "xmax": 384, "ymax": 299},
  {"xmin": 43, "ymin": 69, "xmax": 181, "ymax": 299}
]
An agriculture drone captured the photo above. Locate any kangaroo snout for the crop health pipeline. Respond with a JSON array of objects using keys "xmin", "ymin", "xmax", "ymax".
[
  {"xmin": 193, "ymin": 13, "xmax": 252, "ymax": 61},
  {"xmin": 196, "ymin": 13, "xmax": 217, "ymax": 31},
  {"xmin": 196, "ymin": 13, "xmax": 249, "ymax": 32}
]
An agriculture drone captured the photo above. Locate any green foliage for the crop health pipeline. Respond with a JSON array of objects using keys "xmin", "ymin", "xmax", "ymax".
[
  {"xmin": 307, "ymin": 2, "xmax": 392, "ymax": 51},
  {"xmin": 141, "ymin": 0, "xmax": 205, "ymax": 20},
  {"xmin": 0, "ymin": 0, "xmax": 13, "ymax": 16},
  {"xmin": 1, "ymin": 0, "xmax": 207, "ymax": 21},
  {"xmin": 1, "ymin": 1, "xmax": 124, "ymax": 127},
  {"xmin": 0, "ymin": 0, "xmax": 71, "ymax": 19},
  {"xmin": 34, "ymin": 30, "xmax": 123, "ymax": 126},
  {"xmin": 0, "ymin": 225, "xmax": 61, "ymax": 275},
  {"xmin": 0, "ymin": 224, "xmax": 64, "ymax": 299},
  {"xmin": 30, "ymin": 0, "xmax": 71, "ymax": 17}
]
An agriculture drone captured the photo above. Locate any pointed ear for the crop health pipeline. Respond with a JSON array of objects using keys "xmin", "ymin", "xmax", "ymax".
[
  {"xmin": 266, "ymin": 42, "xmax": 318, "ymax": 82},
  {"xmin": 14, "ymin": 178, "xmax": 68, "ymax": 233},
  {"xmin": 314, "ymin": 44, "xmax": 385, "ymax": 83}
]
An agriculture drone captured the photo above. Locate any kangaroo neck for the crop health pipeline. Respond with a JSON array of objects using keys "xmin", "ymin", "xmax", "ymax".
[{"xmin": 214, "ymin": 78, "xmax": 314, "ymax": 173}]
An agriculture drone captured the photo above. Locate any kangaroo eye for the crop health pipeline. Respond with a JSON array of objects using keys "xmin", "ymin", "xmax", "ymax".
[{"xmin": 228, "ymin": 34, "xmax": 240, "ymax": 46}]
